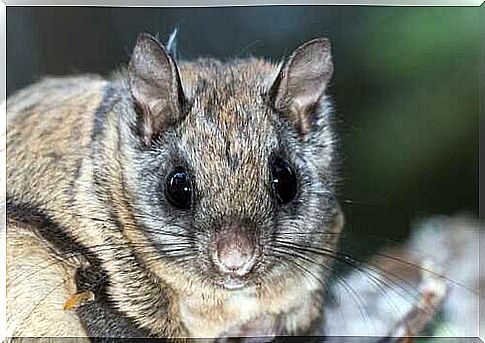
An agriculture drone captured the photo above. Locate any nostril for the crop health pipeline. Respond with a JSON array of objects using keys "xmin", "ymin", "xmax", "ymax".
[
  {"xmin": 217, "ymin": 242, "xmax": 253, "ymax": 271},
  {"xmin": 214, "ymin": 232, "xmax": 256, "ymax": 276}
]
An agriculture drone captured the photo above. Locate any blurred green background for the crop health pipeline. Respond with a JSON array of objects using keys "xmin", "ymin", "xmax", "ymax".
[{"xmin": 6, "ymin": 6, "xmax": 480, "ymax": 258}]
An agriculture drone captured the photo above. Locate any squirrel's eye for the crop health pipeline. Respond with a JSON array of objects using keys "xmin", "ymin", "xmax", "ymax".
[
  {"xmin": 165, "ymin": 167, "xmax": 192, "ymax": 209},
  {"xmin": 270, "ymin": 158, "xmax": 298, "ymax": 204}
]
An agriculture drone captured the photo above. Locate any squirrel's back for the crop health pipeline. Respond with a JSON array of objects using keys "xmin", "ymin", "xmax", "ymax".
[{"xmin": 7, "ymin": 76, "xmax": 107, "ymax": 215}]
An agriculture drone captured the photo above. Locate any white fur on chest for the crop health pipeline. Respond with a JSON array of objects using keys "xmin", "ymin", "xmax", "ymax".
[
  {"xmin": 179, "ymin": 287, "xmax": 261, "ymax": 338},
  {"xmin": 225, "ymin": 289, "xmax": 261, "ymax": 321},
  {"xmin": 178, "ymin": 274, "xmax": 321, "ymax": 339}
]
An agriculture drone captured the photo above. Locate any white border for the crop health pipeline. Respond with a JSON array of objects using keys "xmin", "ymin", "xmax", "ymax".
[{"xmin": 0, "ymin": 3, "xmax": 482, "ymax": 343}]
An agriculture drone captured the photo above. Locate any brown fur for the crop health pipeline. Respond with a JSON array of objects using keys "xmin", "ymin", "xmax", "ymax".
[
  {"xmin": 7, "ymin": 76, "xmax": 105, "ymax": 338},
  {"xmin": 7, "ymin": 34, "xmax": 343, "ymax": 340}
]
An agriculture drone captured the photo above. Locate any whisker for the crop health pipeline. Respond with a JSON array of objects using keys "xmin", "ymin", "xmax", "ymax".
[
  {"xmin": 271, "ymin": 246, "xmax": 372, "ymax": 326},
  {"xmin": 275, "ymin": 240, "xmax": 429, "ymax": 317}
]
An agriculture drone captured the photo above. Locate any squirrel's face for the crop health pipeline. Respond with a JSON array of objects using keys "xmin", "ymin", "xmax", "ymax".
[{"xmin": 120, "ymin": 34, "xmax": 340, "ymax": 291}]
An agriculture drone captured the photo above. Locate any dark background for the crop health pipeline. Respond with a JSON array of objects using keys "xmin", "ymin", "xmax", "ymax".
[{"xmin": 6, "ymin": 6, "xmax": 480, "ymax": 258}]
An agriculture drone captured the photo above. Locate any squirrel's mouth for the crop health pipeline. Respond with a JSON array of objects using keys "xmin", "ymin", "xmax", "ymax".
[{"xmin": 218, "ymin": 276, "xmax": 248, "ymax": 290}]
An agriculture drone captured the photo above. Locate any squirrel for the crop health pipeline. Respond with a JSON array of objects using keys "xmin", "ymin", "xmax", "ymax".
[{"xmin": 6, "ymin": 32, "xmax": 344, "ymax": 341}]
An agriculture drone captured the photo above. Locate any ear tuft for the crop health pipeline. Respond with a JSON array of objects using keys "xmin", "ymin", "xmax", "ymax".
[{"xmin": 166, "ymin": 28, "xmax": 179, "ymax": 60}]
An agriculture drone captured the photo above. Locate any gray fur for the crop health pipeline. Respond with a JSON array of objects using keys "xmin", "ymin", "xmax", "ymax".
[{"xmin": 6, "ymin": 33, "xmax": 343, "ymax": 340}]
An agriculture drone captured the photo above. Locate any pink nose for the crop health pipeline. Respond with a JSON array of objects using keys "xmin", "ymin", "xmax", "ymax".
[{"xmin": 214, "ymin": 230, "xmax": 256, "ymax": 276}]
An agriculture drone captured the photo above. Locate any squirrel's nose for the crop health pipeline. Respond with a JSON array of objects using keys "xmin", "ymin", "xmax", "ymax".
[{"xmin": 212, "ymin": 229, "xmax": 257, "ymax": 276}]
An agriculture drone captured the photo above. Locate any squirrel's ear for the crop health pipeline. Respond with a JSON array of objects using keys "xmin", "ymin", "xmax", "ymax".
[
  {"xmin": 269, "ymin": 38, "xmax": 333, "ymax": 135},
  {"xmin": 128, "ymin": 33, "xmax": 186, "ymax": 145}
]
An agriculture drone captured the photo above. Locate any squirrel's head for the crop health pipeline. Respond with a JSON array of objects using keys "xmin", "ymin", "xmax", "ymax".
[{"xmin": 116, "ymin": 33, "xmax": 342, "ymax": 291}]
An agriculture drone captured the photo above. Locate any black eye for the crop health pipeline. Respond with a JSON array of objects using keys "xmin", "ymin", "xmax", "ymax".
[
  {"xmin": 165, "ymin": 166, "xmax": 192, "ymax": 209},
  {"xmin": 270, "ymin": 157, "xmax": 298, "ymax": 204}
]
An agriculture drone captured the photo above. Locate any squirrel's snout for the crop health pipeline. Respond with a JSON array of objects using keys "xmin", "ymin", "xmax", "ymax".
[{"xmin": 212, "ymin": 228, "xmax": 258, "ymax": 277}]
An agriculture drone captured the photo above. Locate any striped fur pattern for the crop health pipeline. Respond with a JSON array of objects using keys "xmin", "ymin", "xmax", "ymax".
[{"xmin": 6, "ymin": 33, "xmax": 343, "ymax": 340}]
